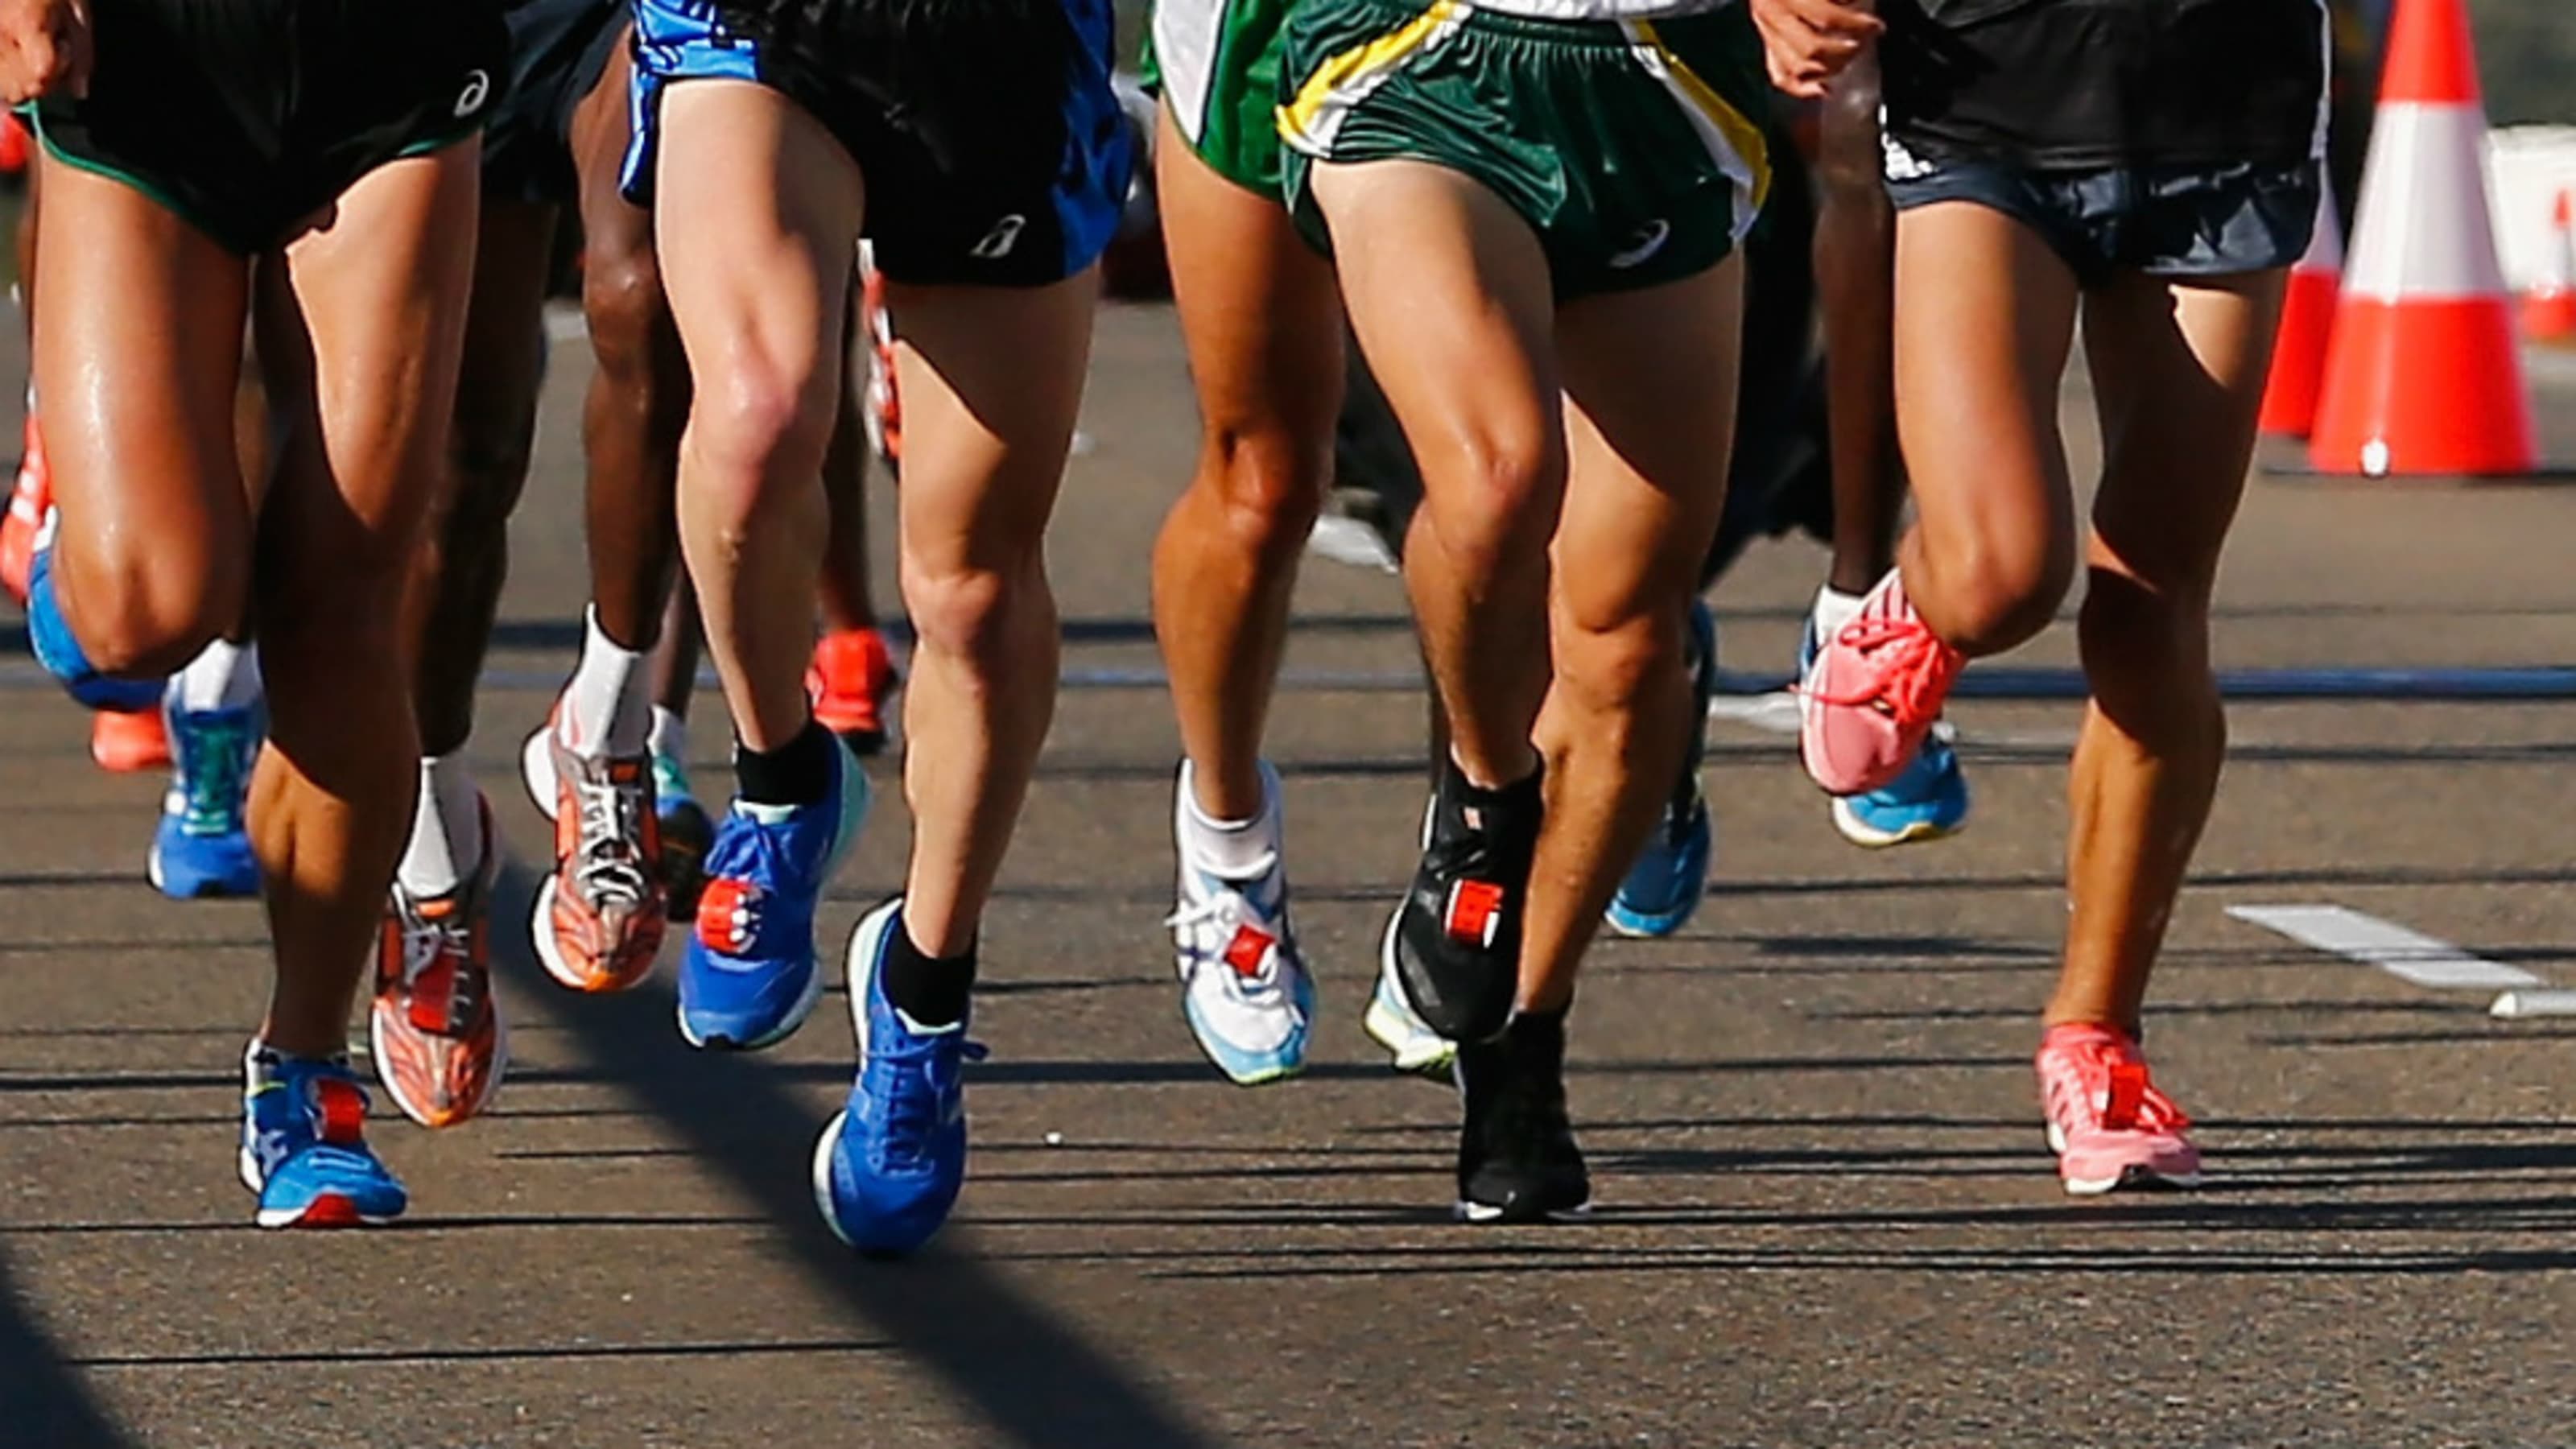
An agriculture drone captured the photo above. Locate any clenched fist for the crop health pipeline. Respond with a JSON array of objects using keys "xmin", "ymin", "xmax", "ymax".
[
  {"xmin": 1748, "ymin": 0, "xmax": 1880, "ymax": 99},
  {"xmin": 0, "ymin": 0, "xmax": 89, "ymax": 105}
]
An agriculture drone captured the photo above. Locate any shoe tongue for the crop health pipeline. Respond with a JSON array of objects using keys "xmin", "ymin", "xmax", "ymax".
[
  {"xmin": 737, "ymin": 800, "xmax": 799, "ymax": 827},
  {"xmin": 894, "ymin": 1007, "xmax": 964, "ymax": 1038}
]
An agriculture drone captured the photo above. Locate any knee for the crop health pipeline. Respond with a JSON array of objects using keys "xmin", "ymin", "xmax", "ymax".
[
  {"xmin": 1933, "ymin": 529, "xmax": 2074, "ymax": 654},
  {"xmin": 1418, "ymin": 426, "xmax": 1565, "ymax": 583},
  {"xmin": 2079, "ymin": 569, "xmax": 2215, "ymax": 725},
  {"xmin": 686, "ymin": 352, "xmax": 837, "ymax": 506},
  {"xmin": 582, "ymin": 244, "xmax": 667, "ymax": 380},
  {"xmin": 902, "ymin": 551, "xmax": 1041, "ymax": 667},
  {"xmin": 1551, "ymin": 595, "xmax": 1684, "ymax": 720},
  {"xmin": 444, "ymin": 421, "xmax": 532, "ymax": 551},
  {"xmin": 69, "ymin": 545, "xmax": 242, "ymax": 677},
  {"xmin": 1195, "ymin": 423, "xmax": 1330, "ymax": 560}
]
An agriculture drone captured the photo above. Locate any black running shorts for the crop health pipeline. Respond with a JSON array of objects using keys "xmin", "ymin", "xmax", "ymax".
[
  {"xmin": 484, "ymin": 0, "xmax": 627, "ymax": 205},
  {"xmin": 31, "ymin": 0, "xmax": 510, "ymax": 255},
  {"xmin": 623, "ymin": 0, "xmax": 1135, "ymax": 287}
]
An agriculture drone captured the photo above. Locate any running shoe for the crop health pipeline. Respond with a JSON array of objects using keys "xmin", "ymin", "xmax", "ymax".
[
  {"xmin": 812, "ymin": 898, "xmax": 986, "ymax": 1257},
  {"xmin": 371, "ymin": 795, "xmax": 508, "ymax": 1129},
  {"xmin": 1455, "ymin": 1010, "xmax": 1589, "ymax": 1224},
  {"xmin": 523, "ymin": 711, "xmax": 667, "ymax": 993},
  {"xmin": 238, "ymin": 1044, "xmax": 408, "ymax": 1228},
  {"xmin": 1166, "ymin": 764, "xmax": 1313, "ymax": 1085},
  {"xmin": 654, "ymin": 745, "xmax": 714, "ymax": 921},
  {"xmin": 1798, "ymin": 570, "xmax": 1964, "ymax": 796},
  {"xmin": 680, "ymin": 736, "xmax": 869, "ymax": 1049},
  {"xmin": 91, "ymin": 705, "xmax": 172, "ymax": 773},
  {"xmin": 0, "ymin": 412, "xmax": 47, "ymax": 604},
  {"xmin": 2035, "ymin": 1022, "xmax": 2202, "ymax": 1195},
  {"xmin": 1364, "ymin": 942, "xmax": 1457, "ymax": 1080},
  {"xmin": 1381, "ymin": 768, "xmax": 1540, "ymax": 1046},
  {"xmin": 1797, "ymin": 609, "xmax": 1971, "ymax": 848},
  {"xmin": 1607, "ymin": 599, "xmax": 1717, "ymax": 939},
  {"xmin": 25, "ymin": 526, "xmax": 163, "ymax": 712},
  {"xmin": 807, "ymin": 625, "xmax": 898, "ymax": 758},
  {"xmin": 148, "ymin": 702, "xmax": 262, "ymax": 899}
]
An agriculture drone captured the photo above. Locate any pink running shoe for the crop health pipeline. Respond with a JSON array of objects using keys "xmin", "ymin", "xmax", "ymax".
[
  {"xmin": 1798, "ymin": 570, "xmax": 1964, "ymax": 795},
  {"xmin": 2035, "ymin": 1022, "xmax": 2202, "ymax": 1195}
]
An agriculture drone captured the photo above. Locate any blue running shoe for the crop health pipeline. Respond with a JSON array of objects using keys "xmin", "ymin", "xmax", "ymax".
[
  {"xmin": 679, "ymin": 738, "xmax": 869, "ymax": 1049},
  {"xmin": 1607, "ymin": 599, "xmax": 1716, "ymax": 939},
  {"xmin": 1798, "ymin": 610, "xmax": 1971, "ymax": 848},
  {"xmin": 26, "ymin": 535, "xmax": 162, "ymax": 712},
  {"xmin": 813, "ymin": 898, "xmax": 986, "ymax": 1257},
  {"xmin": 150, "ymin": 701, "xmax": 262, "ymax": 899},
  {"xmin": 238, "ymin": 1044, "xmax": 408, "ymax": 1228}
]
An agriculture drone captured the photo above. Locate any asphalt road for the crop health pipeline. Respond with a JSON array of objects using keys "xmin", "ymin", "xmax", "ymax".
[{"xmin": 8, "ymin": 303, "xmax": 2576, "ymax": 1449}]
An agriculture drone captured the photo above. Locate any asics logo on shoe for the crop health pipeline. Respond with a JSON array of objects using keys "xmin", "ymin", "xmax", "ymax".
[
  {"xmin": 697, "ymin": 877, "xmax": 766, "ymax": 956},
  {"xmin": 1608, "ymin": 219, "xmax": 1670, "ymax": 269},
  {"xmin": 969, "ymin": 214, "xmax": 1027, "ymax": 260},
  {"xmin": 455, "ymin": 69, "xmax": 492, "ymax": 118}
]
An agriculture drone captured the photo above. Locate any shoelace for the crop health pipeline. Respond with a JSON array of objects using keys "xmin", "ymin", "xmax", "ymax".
[
  {"xmin": 180, "ymin": 715, "xmax": 252, "ymax": 832},
  {"xmin": 866, "ymin": 1030, "xmax": 989, "ymax": 1169},
  {"xmin": 393, "ymin": 895, "xmax": 483, "ymax": 1030},
  {"xmin": 572, "ymin": 774, "xmax": 652, "ymax": 908},
  {"xmin": 1163, "ymin": 889, "xmax": 1288, "ymax": 993},
  {"xmin": 2052, "ymin": 1042, "xmax": 2193, "ymax": 1134},
  {"xmin": 1805, "ymin": 615, "xmax": 1961, "ymax": 727}
]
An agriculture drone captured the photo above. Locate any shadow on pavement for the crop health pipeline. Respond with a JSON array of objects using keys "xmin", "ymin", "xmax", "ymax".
[
  {"xmin": 0, "ymin": 1253, "xmax": 137, "ymax": 1448},
  {"xmin": 485, "ymin": 863, "xmax": 1220, "ymax": 1449}
]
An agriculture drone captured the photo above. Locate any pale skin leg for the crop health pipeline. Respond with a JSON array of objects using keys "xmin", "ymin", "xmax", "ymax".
[
  {"xmin": 1309, "ymin": 159, "xmax": 1556, "ymax": 792},
  {"xmin": 1149, "ymin": 105, "xmax": 1345, "ymax": 819},
  {"xmin": 653, "ymin": 78, "xmax": 865, "ymax": 753},
  {"xmin": 2050, "ymin": 270, "xmax": 2281, "ymax": 1031},
  {"xmin": 888, "ymin": 275, "xmax": 1095, "ymax": 956},
  {"xmin": 1519, "ymin": 258, "xmax": 1743, "ymax": 1012},
  {"xmin": 250, "ymin": 145, "xmax": 484, "ymax": 1055}
]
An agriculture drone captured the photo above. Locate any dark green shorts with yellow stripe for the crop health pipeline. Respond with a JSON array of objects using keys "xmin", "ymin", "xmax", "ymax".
[{"xmin": 1277, "ymin": 0, "xmax": 1772, "ymax": 299}]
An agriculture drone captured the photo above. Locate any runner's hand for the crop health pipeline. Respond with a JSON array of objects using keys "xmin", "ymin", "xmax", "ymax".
[
  {"xmin": 0, "ymin": 0, "xmax": 89, "ymax": 105},
  {"xmin": 1748, "ymin": 0, "xmax": 1880, "ymax": 99}
]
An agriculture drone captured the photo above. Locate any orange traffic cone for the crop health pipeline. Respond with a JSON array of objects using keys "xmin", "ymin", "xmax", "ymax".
[
  {"xmin": 2309, "ymin": 0, "xmax": 2537, "ymax": 477},
  {"xmin": 2258, "ymin": 187, "xmax": 2344, "ymax": 439},
  {"xmin": 2523, "ymin": 189, "xmax": 2576, "ymax": 343}
]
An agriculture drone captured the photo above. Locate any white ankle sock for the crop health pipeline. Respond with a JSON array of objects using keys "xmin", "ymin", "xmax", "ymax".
[
  {"xmin": 1178, "ymin": 760, "xmax": 1283, "ymax": 879},
  {"xmin": 558, "ymin": 606, "xmax": 650, "ymax": 757},
  {"xmin": 167, "ymin": 639, "xmax": 261, "ymax": 715},
  {"xmin": 397, "ymin": 756, "xmax": 484, "ymax": 899},
  {"xmin": 649, "ymin": 704, "xmax": 688, "ymax": 765},
  {"xmin": 1811, "ymin": 584, "xmax": 1868, "ymax": 642}
]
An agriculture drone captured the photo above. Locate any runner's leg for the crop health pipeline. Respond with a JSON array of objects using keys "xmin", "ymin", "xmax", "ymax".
[{"xmin": 1812, "ymin": 52, "xmax": 1901, "ymax": 597}]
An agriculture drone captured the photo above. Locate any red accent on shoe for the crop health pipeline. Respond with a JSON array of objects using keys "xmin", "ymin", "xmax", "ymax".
[
  {"xmin": 696, "ymin": 877, "xmax": 762, "ymax": 956},
  {"xmin": 313, "ymin": 1079, "xmax": 365, "ymax": 1146},
  {"xmin": 294, "ymin": 1194, "xmax": 361, "ymax": 1228},
  {"xmin": 1223, "ymin": 924, "xmax": 1274, "ymax": 979},
  {"xmin": 1446, "ymin": 881, "xmax": 1504, "ymax": 948}
]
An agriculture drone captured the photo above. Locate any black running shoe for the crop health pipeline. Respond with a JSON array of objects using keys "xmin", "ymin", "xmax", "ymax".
[
  {"xmin": 1381, "ymin": 762, "xmax": 1541, "ymax": 1045},
  {"xmin": 1455, "ymin": 1010, "xmax": 1589, "ymax": 1224}
]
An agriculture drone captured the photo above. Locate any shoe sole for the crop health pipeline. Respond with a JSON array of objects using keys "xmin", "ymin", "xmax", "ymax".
[
  {"xmin": 675, "ymin": 955, "xmax": 823, "ymax": 1051},
  {"xmin": 1368, "ymin": 914, "xmax": 1457, "ymax": 1080},
  {"xmin": 811, "ymin": 1108, "xmax": 858, "ymax": 1248},
  {"xmin": 369, "ymin": 997, "xmax": 512, "ymax": 1131},
  {"xmin": 520, "ymin": 724, "xmax": 559, "ymax": 821},
  {"xmin": 147, "ymin": 840, "xmax": 256, "ymax": 900},
  {"xmin": 1830, "ymin": 797, "xmax": 1965, "ymax": 850},
  {"xmin": 530, "ymin": 873, "xmax": 658, "ymax": 994},
  {"xmin": 2044, "ymin": 1121, "xmax": 2203, "ymax": 1195},
  {"xmin": 1455, "ymin": 1199, "xmax": 1593, "ymax": 1225},
  {"xmin": 1179, "ymin": 992, "xmax": 1307, "ymax": 1087}
]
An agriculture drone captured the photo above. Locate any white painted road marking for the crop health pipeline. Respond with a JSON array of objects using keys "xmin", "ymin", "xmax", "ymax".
[{"xmin": 2228, "ymin": 904, "xmax": 2543, "ymax": 990}]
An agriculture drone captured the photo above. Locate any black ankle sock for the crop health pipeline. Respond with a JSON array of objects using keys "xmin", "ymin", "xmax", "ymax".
[
  {"xmin": 1443, "ymin": 757, "xmax": 1544, "ymax": 832},
  {"xmin": 884, "ymin": 922, "xmax": 977, "ymax": 1027},
  {"xmin": 735, "ymin": 719, "xmax": 836, "ymax": 807}
]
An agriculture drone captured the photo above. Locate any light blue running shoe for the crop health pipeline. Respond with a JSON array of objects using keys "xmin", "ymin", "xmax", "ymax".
[
  {"xmin": 1364, "ymin": 940, "xmax": 1456, "ymax": 1080},
  {"xmin": 150, "ymin": 701, "xmax": 262, "ymax": 899},
  {"xmin": 813, "ymin": 898, "xmax": 987, "ymax": 1257},
  {"xmin": 679, "ymin": 737, "xmax": 869, "ymax": 1049},
  {"xmin": 238, "ymin": 1044, "xmax": 408, "ymax": 1228},
  {"xmin": 26, "ymin": 534, "xmax": 163, "ymax": 712},
  {"xmin": 1798, "ymin": 610, "xmax": 1971, "ymax": 848},
  {"xmin": 1606, "ymin": 599, "xmax": 1717, "ymax": 939}
]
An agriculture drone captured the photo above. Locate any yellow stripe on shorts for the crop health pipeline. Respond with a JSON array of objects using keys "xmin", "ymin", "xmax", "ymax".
[
  {"xmin": 1278, "ymin": 0, "xmax": 1459, "ymax": 155},
  {"xmin": 1625, "ymin": 19, "xmax": 1773, "ymax": 237}
]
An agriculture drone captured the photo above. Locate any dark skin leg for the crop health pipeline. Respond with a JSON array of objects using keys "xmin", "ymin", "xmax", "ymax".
[
  {"xmin": 650, "ymin": 574, "xmax": 703, "ymax": 718},
  {"xmin": 1811, "ymin": 50, "xmax": 1903, "ymax": 595},
  {"xmin": 403, "ymin": 197, "xmax": 556, "ymax": 758},
  {"xmin": 572, "ymin": 36, "xmax": 691, "ymax": 656}
]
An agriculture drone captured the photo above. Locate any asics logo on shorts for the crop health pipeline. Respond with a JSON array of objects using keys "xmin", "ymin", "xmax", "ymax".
[
  {"xmin": 1608, "ymin": 219, "xmax": 1671, "ymax": 270},
  {"xmin": 455, "ymin": 69, "xmax": 493, "ymax": 118},
  {"xmin": 969, "ymin": 214, "xmax": 1028, "ymax": 261}
]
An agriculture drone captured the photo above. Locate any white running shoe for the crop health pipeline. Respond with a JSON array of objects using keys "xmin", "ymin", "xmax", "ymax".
[{"xmin": 1167, "ymin": 766, "xmax": 1312, "ymax": 1085}]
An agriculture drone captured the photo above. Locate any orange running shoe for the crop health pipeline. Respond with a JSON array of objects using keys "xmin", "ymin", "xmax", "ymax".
[
  {"xmin": 807, "ymin": 626, "xmax": 898, "ymax": 757},
  {"xmin": 1798, "ymin": 569, "xmax": 1964, "ymax": 796},
  {"xmin": 858, "ymin": 254, "xmax": 900, "ymax": 472},
  {"xmin": 2035, "ymin": 1022, "xmax": 2203, "ymax": 1195},
  {"xmin": 91, "ymin": 705, "xmax": 173, "ymax": 773},
  {"xmin": 371, "ymin": 797, "xmax": 508, "ymax": 1129},
  {"xmin": 522, "ymin": 708, "xmax": 667, "ymax": 992},
  {"xmin": 0, "ymin": 411, "xmax": 50, "ymax": 605}
]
